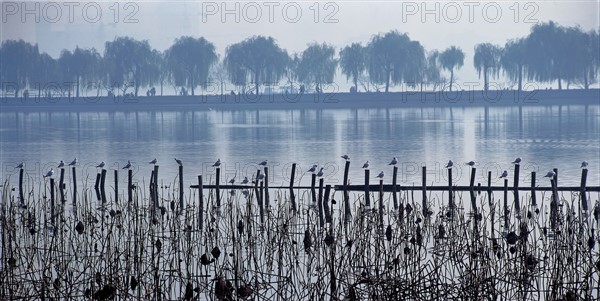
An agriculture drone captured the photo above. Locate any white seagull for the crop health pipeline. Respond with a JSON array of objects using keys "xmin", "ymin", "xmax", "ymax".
[
  {"xmin": 241, "ymin": 176, "xmax": 249, "ymax": 184},
  {"xmin": 122, "ymin": 160, "xmax": 132, "ymax": 169},
  {"xmin": 149, "ymin": 158, "xmax": 157, "ymax": 164},
  {"xmin": 445, "ymin": 160, "xmax": 453, "ymax": 168},
  {"xmin": 544, "ymin": 170, "xmax": 556, "ymax": 178},
  {"xmin": 499, "ymin": 170, "xmax": 509, "ymax": 178},
  {"xmin": 96, "ymin": 161, "xmax": 105, "ymax": 168},
  {"xmin": 465, "ymin": 161, "xmax": 476, "ymax": 167},
  {"xmin": 307, "ymin": 164, "xmax": 318, "ymax": 173},
  {"xmin": 316, "ymin": 168, "xmax": 325, "ymax": 177},
  {"xmin": 15, "ymin": 162, "xmax": 24, "ymax": 169},
  {"xmin": 341, "ymin": 155, "xmax": 350, "ymax": 161},
  {"xmin": 581, "ymin": 161, "xmax": 588, "ymax": 169},
  {"xmin": 258, "ymin": 160, "xmax": 268, "ymax": 166},
  {"xmin": 174, "ymin": 158, "xmax": 183, "ymax": 166},
  {"xmin": 389, "ymin": 157, "xmax": 398, "ymax": 165},
  {"xmin": 512, "ymin": 157, "xmax": 522, "ymax": 164},
  {"xmin": 57, "ymin": 160, "xmax": 65, "ymax": 168},
  {"xmin": 212, "ymin": 158, "xmax": 221, "ymax": 167},
  {"xmin": 68, "ymin": 158, "xmax": 77, "ymax": 166},
  {"xmin": 376, "ymin": 171, "xmax": 385, "ymax": 179},
  {"xmin": 362, "ymin": 161, "xmax": 369, "ymax": 169},
  {"xmin": 43, "ymin": 168, "xmax": 54, "ymax": 178}
]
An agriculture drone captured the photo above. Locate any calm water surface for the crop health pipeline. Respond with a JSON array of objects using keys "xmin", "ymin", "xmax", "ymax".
[{"xmin": 1, "ymin": 105, "xmax": 599, "ymax": 190}]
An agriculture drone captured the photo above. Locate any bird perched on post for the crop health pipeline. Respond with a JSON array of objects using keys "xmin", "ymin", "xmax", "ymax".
[
  {"xmin": 362, "ymin": 161, "xmax": 369, "ymax": 169},
  {"xmin": 122, "ymin": 160, "xmax": 132, "ymax": 169},
  {"xmin": 174, "ymin": 158, "xmax": 183, "ymax": 166},
  {"xmin": 465, "ymin": 161, "xmax": 475, "ymax": 167},
  {"xmin": 57, "ymin": 160, "xmax": 65, "ymax": 168},
  {"xmin": 241, "ymin": 177, "xmax": 249, "ymax": 184},
  {"xmin": 499, "ymin": 170, "xmax": 508, "ymax": 178},
  {"xmin": 228, "ymin": 177, "xmax": 235, "ymax": 185},
  {"xmin": 68, "ymin": 158, "xmax": 78, "ymax": 166},
  {"xmin": 389, "ymin": 157, "xmax": 398, "ymax": 165},
  {"xmin": 512, "ymin": 157, "xmax": 522, "ymax": 165},
  {"xmin": 44, "ymin": 168, "xmax": 54, "ymax": 178},
  {"xmin": 149, "ymin": 158, "xmax": 157, "ymax": 165},
  {"xmin": 96, "ymin": 162, "xmax": 105, "ymax": 168},
  {"xmin": 376, "ymin": 171, "xmax": 384, "ymax": 179},
  {"xmin": 341, "ymin": 155, "xmax": 350, "ymax": 161},
  {"xmin": 212, "ymin": 158, "xmax": 221, "ymax": 167},
  {"xmin": 15, "ymin": 162, "xmax": 24, "ymax": 169},
  {"xmin": 445, "ymin": 160, "xmax": 453, "ymax": 168},
  {"xmin": 581, "ymin": 161, "xmax": 588, "ymax": 169},
  {"xmin": 307, "ymin": 164, "xmax": 318, "ymax": 173},
  {"xmin": 544, "ymin": 170, "xmax": 556, "ymax": 179},
  {"xmin": 258, "ymin": 160, "xmax": 268, "ymax": 166},
  {"xmin": 316, "ymin": 168, "xmax": 324, "ymax": 177}
]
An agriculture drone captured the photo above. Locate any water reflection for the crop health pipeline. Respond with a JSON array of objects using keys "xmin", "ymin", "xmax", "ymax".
[{"xmin": 1, "ymin": 105, "xmax": 598, "ymax": 187}]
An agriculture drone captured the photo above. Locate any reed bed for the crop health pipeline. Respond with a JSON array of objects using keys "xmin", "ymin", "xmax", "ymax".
[{"xmin": 1, "ymin": 168, "xmax": 599, "ymax": 301}]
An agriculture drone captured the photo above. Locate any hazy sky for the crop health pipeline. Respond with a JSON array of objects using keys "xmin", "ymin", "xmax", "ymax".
[{"xmin": 2, "ymin": 1, "xmax": 599, "ymax": 88}]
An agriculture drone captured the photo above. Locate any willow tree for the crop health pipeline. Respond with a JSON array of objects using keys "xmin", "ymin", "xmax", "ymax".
[
  {"xmin": 474, "ymin": 43, "xmax": 501, "ymax": 91},
  {"xmin": 424, "ymin": 50, "xmax": 443, "ymax": 91},
  {"xmin": 367, "ymin": 31, "xmax": 425, "ymax": 92},
  {"xmin": 166, "ymin": 36, "xmax": 217, "ymax": 96},
  {"xmin": 0, "ymin": 39, "xmax": 39, "ymax": 97},
  {"xmin": 296, "ymin": 43, "xmax": 338, "ymax": 92},
  {"xmin": 339, "ymin": 43, "xmax": 366, "ymax": 92},
  {"xmin": 59, "ymin": 47, "xmax": 101, "ymax": 97},
  {"xmin": 439, "ymin": 46, "xmax": 464, "ymax": 91},
  {"xmin": 500, "ymin": 38, "xmax": 527, "ymax": 91},
  {"xmin": 223, "ymin": 36, "xmax": 288, "ymax": 95},
  {"xmin": 104, "ymin": 37, "xmax": 155, "ymax": 96}
]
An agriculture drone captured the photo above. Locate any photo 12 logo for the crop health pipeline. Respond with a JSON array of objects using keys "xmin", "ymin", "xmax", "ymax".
[
  {"xmin": 2, "ymin": 1, "xmax": 139, "ymax": 24},
  {"xmin": 401, "ymin": 1, "xmax": 539, "ymax": 23},
  {"xmin": 201, "ymin": 1, "xmax": 339, "ymax": 23}
]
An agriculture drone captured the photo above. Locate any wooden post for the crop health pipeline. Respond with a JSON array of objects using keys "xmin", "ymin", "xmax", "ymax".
[
  {"xmin": 94, "ymin": 173, "xmax": 101, "ymax": 201},
  {"xmin": 59, "ymin": 168, "xmax": 65, "ymax": 203},
  {"xmin": 114, "ymin": 170, "xmax": 118, "ymax": 204},
  {"xmin": 379, "ymin": 179, "xmax": 384, "ymax": 229},
  {"xmin": 100, "ymin": 169, "xmax": 107, "ymax": 204},
  {"xmin": 550, "ymin": 177, "xmax": 558, "ymax": 230},
  {"xmin": 530, "ymin": 171, "xmax": 537, "ymax": 206},
  {"xmin": 198, "ymin": 175, "xmax": 204, "ymax": 230},
  {"xmin": 215, "ymin": 167, "xmax": 221, "ymax": 208},
  {"xmin": 343, "ymin": 161, "xmax": 351, "ymax": 223},
  {"xmin": 364, "ymin": 169, "xmax": 370, "ymax": 208},
  {"xmin": 553, "ymin": 168, "xmax": 558, "ymax": 187},
  {"xmin": 513, "ymin": 164, "xmax": 520, "ymax": 214},
  {"xmin": 488, "ymin": 171, "xmax": 494, "ymax": 236},
  {"xmin": 179, "ymin": 165, "xmax": 184, "ymax": 213},
  {"xmin": 323, "ymin": 185, "xmax": 332, "ymax": 223},
  {"xmin": 18, "ymin": 168, "xmax": 24, "ymax": 207},
  {"xmin": 503, "ymin": 178, "xmax": 509, "ymax": 229},
  {"xmin": 153, "ymin": 165, "xmax": 159, "ymax": 209},
  {"xmin": 448, "ymin": 168, "xmax": 454, "ymax": 218},
  {"xmin": 127, "ymin": 169, "xmax": 133, "ymax": 204},
  {"xmin": 50, "ymin": 178, "xmax": 55, "ymax": 226},
  {"xmin": 289, "ymin": 163, "xmax": 297, "ymax": 213},
  {"xmin": 310, "ymin": 173, "xmax": 317, "ymax": 206},
  {"xmin": 421, "ymin": 166, "xmax": 427, "ymax": 216},
  {"xmin": 318, "ymin": 178, "xmax": 325, "ymax": 228},
  {"xmin": 259, "ymin": 181, "xmax": 264, "ymax": 224},
  {"xmin": 581, "ymin": 168, "xmax": 588, "ymax": 211},
  {"xmin": 264, "ymin": 167, "xmax": 270, "ymax": 212},
  {"xmin": 72, "ymin": 167, "xmax": 77, "ymax": 205},
  {"xmin": 392, "ymin": 166, "xmax": 399, "ymax": 210},
  {"xmin": 469, "ymin": 167, "xmax": 477, "ymax": 213}
]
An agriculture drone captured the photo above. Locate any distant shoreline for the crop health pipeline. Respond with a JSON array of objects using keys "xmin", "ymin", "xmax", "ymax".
[{"xmin": 1, "ymin": 89, "xmax": 599, "ymax": 112}]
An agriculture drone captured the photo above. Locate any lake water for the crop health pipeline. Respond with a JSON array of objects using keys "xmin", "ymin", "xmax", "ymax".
[{"xmin": 1, "ymin": 105, "xmax": 599, "ymax": 190}]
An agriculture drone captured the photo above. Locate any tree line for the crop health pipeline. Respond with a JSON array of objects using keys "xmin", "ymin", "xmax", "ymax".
[{"xmin": 1, "ymin": 21, "xmax": 598, "ymax": 98}]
